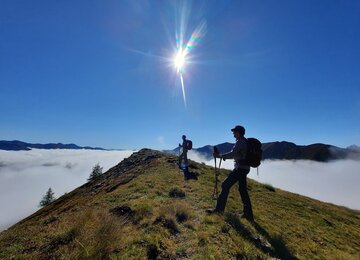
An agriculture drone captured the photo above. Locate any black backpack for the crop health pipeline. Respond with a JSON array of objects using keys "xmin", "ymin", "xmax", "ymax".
[
  {"xmin": 245, "ymin": 138, "xmax": 262, "ymax": 167},
  {"xmin": 186, "ymin": 140, "xmax": 193, "ymax": 150}
]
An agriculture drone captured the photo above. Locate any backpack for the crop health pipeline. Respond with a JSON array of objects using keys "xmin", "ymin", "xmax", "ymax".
[
  {"xmin": 245, "ymin": 138, "xmax": 262, "ymax": 167},
  {"xmin": 186, "ymin": 140, "xmax": 193, "ymax": 150}
]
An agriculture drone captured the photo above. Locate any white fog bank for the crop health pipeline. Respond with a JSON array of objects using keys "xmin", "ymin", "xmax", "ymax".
[
  {"xmin": 0, "ymin": 149, "xmax": 134, "ymax": 231},
  {"xmin": 1, "ymin": 149, "xmax": 359, "ymax": 232},
  {"xmin": 188, "ymin": 151, "xmax": 360, "ymax": 210}
]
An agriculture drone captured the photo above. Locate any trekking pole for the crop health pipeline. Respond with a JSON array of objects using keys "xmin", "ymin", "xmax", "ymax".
[
  {"xmin": 212, "ymin": 146, "xmax": 220, "ymax": 199},
  {"xmin": 213, "ymin": 156, "xmax": 217, "ymax": 199},
  {"xmin": 178, "ymin": 145, "xmax": 181, "ymax": 174},
  {"xmin": 214, "ymin": 157, "xmax": 223, "ymax": 199}
]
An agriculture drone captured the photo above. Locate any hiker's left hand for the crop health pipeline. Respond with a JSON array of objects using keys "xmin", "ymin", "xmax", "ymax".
[{"xmin": 213, "ymin": 152, "xmax": 221, "ymax": 158}]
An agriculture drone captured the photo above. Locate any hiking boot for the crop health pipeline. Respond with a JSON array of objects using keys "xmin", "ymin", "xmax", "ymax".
[
  {"xmin": 241, "ymin": 213, "xmax": 254, "ymax": 222},
  {"xmin": 245, "ymin": 216, "xmax": 254, "ymax": 222},
  {"xmin": 205, "ymin": 209, "xmax": 223, "ymax": 215}
]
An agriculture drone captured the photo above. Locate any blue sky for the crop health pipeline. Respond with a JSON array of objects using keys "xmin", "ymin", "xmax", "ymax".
[{"xmin": 1, "ymin": 0, "xmax": 359, "ymax": 149}]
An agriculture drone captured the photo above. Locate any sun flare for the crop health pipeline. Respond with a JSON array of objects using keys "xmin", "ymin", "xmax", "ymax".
[{"xmin": 174, "ymin": 49, "xmax": 186, "ymax": 72}]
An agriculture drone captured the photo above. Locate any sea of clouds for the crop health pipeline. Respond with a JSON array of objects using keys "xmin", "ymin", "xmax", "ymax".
[
  {"xmin": 0, "ymin": 149, "xmax": 134, "ymax": 231},
  {"xmin": 1, "ymin": 149, "xmax": 359, "ymax": 232}
]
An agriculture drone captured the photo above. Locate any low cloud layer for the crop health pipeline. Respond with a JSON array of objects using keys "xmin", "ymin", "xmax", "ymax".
[
  {"xmin": 0, "ymin": 149, "xmax": 134, "ymax": 231},
  {"xmin": 188, "ymin": 151, "xmax": 360, "ymax": 210},
  {"xmin": 1, "ymin": 149, "xmax": 359, "ymax": 232}
]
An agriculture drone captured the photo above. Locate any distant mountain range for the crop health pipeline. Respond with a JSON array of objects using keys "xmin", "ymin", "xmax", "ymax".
[
  {"xmin": 0, "ymin": 140, "xmax": 106, "ymax": 151},
  {"xmin": 2, "ymin": 140, "xmax": 359, "ymax": 162},
  {"xmin": 167, "ymin": 141, "xmax": 360, "ymax": 162}
]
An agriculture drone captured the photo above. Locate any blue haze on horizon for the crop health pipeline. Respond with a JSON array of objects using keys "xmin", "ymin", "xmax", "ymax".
[{"xmin": 1, "ymin": 1, "xmax": 359, "ymax": 150}]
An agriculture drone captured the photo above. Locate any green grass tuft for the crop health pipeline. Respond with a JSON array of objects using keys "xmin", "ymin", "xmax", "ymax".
[
  {"xmin": 263, "ymin": 183, "xmax": 276, "ymax": 192},
  {"xmin": 168, "ymin": 187, "xmax": 186, "ymax": 198}
]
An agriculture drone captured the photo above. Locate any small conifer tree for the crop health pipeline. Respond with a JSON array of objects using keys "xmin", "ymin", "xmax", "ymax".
[
  {"xmin": 88, "ymin": 163, "xmax": 103, "ymax": 181},
  {"xmin": 39, "ymin": 187, "xmax": 55, "ymax": 207}
]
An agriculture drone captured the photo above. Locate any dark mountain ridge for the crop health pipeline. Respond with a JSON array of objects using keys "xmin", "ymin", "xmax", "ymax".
[
  {"xmin": 0, "ymin": 140, "xmax": 106, "ymax": 151},
  {"xmin": 2, "ymin": 139, "xmax": 359, "ymax": 162},
  {"xmin": 167, "ymin": 141, "xmax": 359, "ymax": 162}
]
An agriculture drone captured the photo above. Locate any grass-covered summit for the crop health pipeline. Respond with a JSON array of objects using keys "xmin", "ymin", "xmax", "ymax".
[{"xmin": 0, "ymin": 149, "xmax": 359, "ymax": 259}]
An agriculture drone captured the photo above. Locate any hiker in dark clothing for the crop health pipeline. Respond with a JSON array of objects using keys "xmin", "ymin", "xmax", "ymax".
[
  {"xmin": 178, "ymin": 135, "xmax": 189, "ymax": 168},
  {"xmin": 209, "ymin": 125, "xmax": 254, "ymax": 222}
]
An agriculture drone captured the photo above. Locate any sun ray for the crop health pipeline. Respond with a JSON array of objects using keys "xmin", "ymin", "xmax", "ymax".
[
  {"xmin": 179, "ymin": 72, "xmax": 187, "ymax": 109},
  {"xmin": 129, "ymin": 3, "xmax": 207, "ymax": 109},
  {"xmin": 172, "ymin": 19, "xmax": 207, "ymax": 108}
]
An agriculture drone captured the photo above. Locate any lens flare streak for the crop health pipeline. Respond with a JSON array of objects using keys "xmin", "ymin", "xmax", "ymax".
[
  {"xmin": 174, "ymin": 19, "xmax": 207, "ymax": 108},
  {"xmin": 129, "ymin": 3, "xmax": 207, "ymax": 110},
  {"xmin": 179, "ymin": 72, "xmax": 186, "ymax": 108}
]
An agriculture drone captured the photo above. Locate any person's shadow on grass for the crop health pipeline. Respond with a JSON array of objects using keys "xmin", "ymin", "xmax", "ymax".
[
  {"xmin": 225, "ymin": 213, "xmax": 298, "ymax": 259},
  {"xmin": 182, "ymin": 168, "xmax": 198, "ymax": 180}
]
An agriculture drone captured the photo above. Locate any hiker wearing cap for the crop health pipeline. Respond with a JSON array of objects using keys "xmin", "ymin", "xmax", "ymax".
[
  {"xmin": 178, "ymin": 135, "xmax": 189, "ymax": 168},
  {"xmin": 209, "ymin": 125, "xmax": 254, "ymax": 222}
]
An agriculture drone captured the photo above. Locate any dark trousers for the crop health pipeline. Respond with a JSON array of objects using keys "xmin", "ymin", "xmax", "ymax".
[
  {"xmin": 178, "ymin": 151, "xmax": 188, "ymax": 165},
  {"xmin": 215, "ymin": 168, "xmax": 253, "ymax": 218}
]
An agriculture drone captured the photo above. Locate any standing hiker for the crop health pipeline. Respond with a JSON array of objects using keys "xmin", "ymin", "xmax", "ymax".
[
  {"xmin": 178, "ymin": 135, "xmax": 190, "ymax": 170},
  {"xmin": 208, "ymin": 125, "xmax": 254, "ymax": 222}
]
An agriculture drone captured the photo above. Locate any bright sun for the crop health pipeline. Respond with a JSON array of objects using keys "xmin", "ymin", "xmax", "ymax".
[{"xmin": 174, "ymin": 49, "xmax": 186, "ymax": 72}]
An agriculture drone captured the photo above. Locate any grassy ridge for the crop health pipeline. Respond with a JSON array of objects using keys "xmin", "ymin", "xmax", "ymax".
[{"xmin": 0, "ymin": 149, "xmax": 359, "ymax": 259}]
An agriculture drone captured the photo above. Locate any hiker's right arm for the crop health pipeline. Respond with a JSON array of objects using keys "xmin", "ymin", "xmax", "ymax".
[
  {"xmin": 221, "ymin": 142, "xmax": 239, "ymax": 160},
  {"xmin": 221, "ymin": 150, "xmax": 234, "ymax": 160}
]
